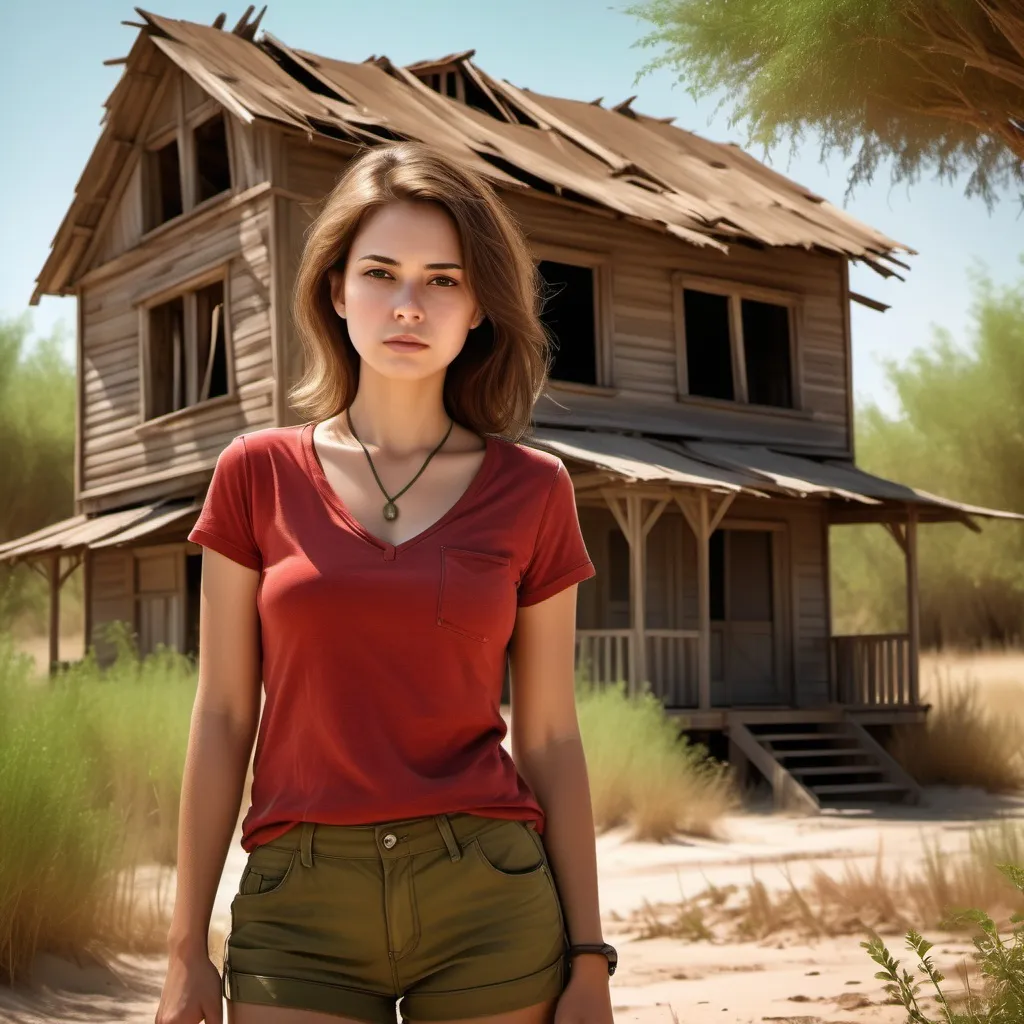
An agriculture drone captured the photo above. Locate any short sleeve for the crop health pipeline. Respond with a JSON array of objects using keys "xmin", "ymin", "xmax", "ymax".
[
  {"xmin": 517, "ymin": 461, "xmax": 596, "ymax": 607},
  {"xmin": 187, "ymin": 435, "xmax": 262, "ymax": 571}
]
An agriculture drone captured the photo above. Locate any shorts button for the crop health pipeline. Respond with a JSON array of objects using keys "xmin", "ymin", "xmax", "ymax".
[{"xmin": 382, "ymin": 833, "xmax": 397, "ymax": 849}]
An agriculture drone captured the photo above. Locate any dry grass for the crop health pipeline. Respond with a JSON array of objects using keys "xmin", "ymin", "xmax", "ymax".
[
  {"xmin": 629, "ymin": 823, "xmax": 1024, "ymax": 944},
  {"xmin": 889, "ymin": 654, "xmax": 1024, "ymax": 792},
  {"xmin": 576, "ymin": 677, "xmax": 739, "ymax": 841}
]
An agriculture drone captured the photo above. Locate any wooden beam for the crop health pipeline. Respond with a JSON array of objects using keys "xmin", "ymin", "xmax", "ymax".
[
  {"xmin": 696, "ymin": 492, "xmax": 711, "ymax": 710},
  {"xmin": 906, "ymin": 506, "xmax": 921, "ymax": 706},
  {"xmin": 884, "ymin": 522, "xmax": 907, "ymax": 553},
  {"xmin": 627, "ymin": 494, "xmax": 647, "ymax": 697},
  {"xmin": 48, "ymin": 555, "xmax": 60, "ymax": 675}
]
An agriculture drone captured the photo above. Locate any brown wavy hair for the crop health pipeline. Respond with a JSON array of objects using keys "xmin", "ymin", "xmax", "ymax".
[{"xmin": 288, "ymin": 140, "xmax": 551, "ymax": 442}]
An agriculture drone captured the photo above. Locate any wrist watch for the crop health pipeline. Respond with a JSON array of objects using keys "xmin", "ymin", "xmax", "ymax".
[{"xmin": 566, "ymin": 942, "xmax": 617, "ymax": 976}]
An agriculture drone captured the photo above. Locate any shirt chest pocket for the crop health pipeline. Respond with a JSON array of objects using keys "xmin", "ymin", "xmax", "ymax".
[{"xmin": 437, "ymin": 546, "xmax": 512, "ymax": 643}]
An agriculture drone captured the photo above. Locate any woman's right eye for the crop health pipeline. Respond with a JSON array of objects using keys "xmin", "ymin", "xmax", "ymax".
[{"xmin": 365, "ymin": 268, "xmax": 392, "ymax": 279}]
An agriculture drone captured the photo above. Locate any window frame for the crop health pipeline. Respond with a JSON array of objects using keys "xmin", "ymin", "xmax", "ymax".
[
  {"xmin": 140, "ymin": 75, "xmax": 236, "ymax": 236},
  {"xmin": 532, "ymin": 241, "xmax": 615, "ymax": 393},
  {"xmin": 672, "ymin": 272, "xmax": 803, "ymax": 411},
  {"xmin": 136, "ymin": 263, "xmax": 236, "ymax": 430}
]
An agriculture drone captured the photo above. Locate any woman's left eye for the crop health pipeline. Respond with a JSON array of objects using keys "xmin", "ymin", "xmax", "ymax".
[{"xmin": 431, "ymin": 276, "xmax": 457, "ymax": 287}]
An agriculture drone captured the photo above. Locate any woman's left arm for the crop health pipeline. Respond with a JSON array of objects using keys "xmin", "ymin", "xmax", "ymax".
[{"xmin": 509, "ymin": 581, "xmax": 615, "ymax": 1022}]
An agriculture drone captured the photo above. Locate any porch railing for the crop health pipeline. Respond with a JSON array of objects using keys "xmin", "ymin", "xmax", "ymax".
[
  {"xmin": 830, "ymin": 633, "xmax": 912, "ymax": 706},
  {"xmin": 575, "ymin": 629, "xmax": 699, "ymax": 706}
]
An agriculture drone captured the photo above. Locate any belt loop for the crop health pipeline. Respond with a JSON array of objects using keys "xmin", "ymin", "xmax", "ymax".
[
  {"xmin": 300, "ymin": 821, "xmax": 316, "ymax": 867},
  {"xmin": 435, "ymin": 814, "xmax": 462, "ymax": 862}
]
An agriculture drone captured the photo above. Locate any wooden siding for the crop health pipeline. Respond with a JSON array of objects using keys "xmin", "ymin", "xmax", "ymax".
[
  {"xmin": 504, "ymin": 193, "xmax": 851, "ymax": 454},
  {"xmin": 79, "ymin": 196, "xmax": 276, "ymax": 511},
  {"xmin": 89, "ymin": 550, "xmax": 133, "ymax": 665}
]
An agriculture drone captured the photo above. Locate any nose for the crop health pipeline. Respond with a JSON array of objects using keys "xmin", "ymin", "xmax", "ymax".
[{"xmin": 393, "ymin": 282, "xmax": 425, "ymax": 322}]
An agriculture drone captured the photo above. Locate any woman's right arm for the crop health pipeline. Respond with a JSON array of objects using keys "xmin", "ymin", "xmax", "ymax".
[{"xmin": 156, "ymin": 547, "xmax": 262, "ymax": 1024}]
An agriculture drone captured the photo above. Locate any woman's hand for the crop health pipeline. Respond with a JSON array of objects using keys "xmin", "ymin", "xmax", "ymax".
[
  {"xmin": 154, "ymin": 949, "xmax": 224, "ymax": 1024},
  {"xmin": 555, "ymin": 956, "xmax": 615, "ymax": 1023}
]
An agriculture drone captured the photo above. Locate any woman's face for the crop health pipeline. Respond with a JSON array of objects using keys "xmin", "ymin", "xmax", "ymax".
[{"xmin": 328, "ymin": 199, "xmax": 483, "ymax": 382}]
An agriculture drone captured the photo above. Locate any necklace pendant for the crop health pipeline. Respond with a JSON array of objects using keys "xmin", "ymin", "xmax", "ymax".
[{"xmin": 383, "ymin": 500, "xmax": 398, "ymax": 522}]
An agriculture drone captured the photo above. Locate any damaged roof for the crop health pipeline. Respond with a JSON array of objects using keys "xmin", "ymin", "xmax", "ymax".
[{"xmin": 32, "ymin": 6, "xmax": 914, "ymax": 303}]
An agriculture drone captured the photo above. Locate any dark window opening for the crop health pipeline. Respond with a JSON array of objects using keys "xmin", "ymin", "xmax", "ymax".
[
  {"xmin": 684, "ymin": 289, "xmax": 733, "ymax": 401},
  {"xmin": 194, "ymin": 113, "xmax": 231, "ymax": 203},
  {"xmin": 149, "ymin": 138, "xmax": 183, "ymax": 227},
  {"xmin": 742, "ymin": 298, "xmax": 793, "ymax": 408},
  {"xmin": 709, "ymin": 529, "xmax": 726, "ymax": 621},
  {"xmin": 608, "ymin": 529, "xmax": 630, "ymax": 603},
  {"xmin": 195, "ymin": 281, "xmax": 228, "ymax": 401},
  {"xmin": 445, "ymin": 71, "xmax": 458, "ymax": 98},
  {"xmin": 185, "ymin": 552, "xmax": 202, "ymax": 659},
  {"xmin": 539, "ymin": 260, "xmax": 597, "ymax": 385},
  {"xmin": 148, "ymin": 296, "xmax": 186, "ymax": 418}
]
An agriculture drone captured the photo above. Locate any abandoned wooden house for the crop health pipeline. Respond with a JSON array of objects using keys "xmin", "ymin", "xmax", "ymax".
[{"xmin": 4, "ymin": 8, "xmax": 1020, "ymax": 809}]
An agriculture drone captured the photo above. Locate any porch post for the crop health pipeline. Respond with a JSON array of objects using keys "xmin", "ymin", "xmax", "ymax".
[
  {"xmin": 48, "ymin": 554, "xmax": 60, "ymax": 675},
  {"xmin": 906, "ymin": 505, "xmax": 921, "ymax": 705},
  {"xmin": 696, "ymin": 493, "xmax": 711, "ymax": 710},
  {"xmin": 627, "ymin": 494, "xmax": 647, "ymax": 697}
]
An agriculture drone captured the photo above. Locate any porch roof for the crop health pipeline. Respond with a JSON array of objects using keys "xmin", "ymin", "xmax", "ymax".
[
  {"xmin": 0, "ymin": 500, "xmax": 200, "ymax": 566},
  {"xmin": 526, "ymin": 428, "xmax": 769, "ymax": 494},
  {"xmin": 680, "ymin": 442, "xmax": 1024, "ymax": 525},
  {"xmin": 526, "ymin": 427, "xmax": 1023, "ymax": 528}
]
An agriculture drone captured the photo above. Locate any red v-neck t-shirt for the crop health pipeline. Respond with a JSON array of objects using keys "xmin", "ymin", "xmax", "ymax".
[{"xmin": 187, "ymin": 423, "xmax": 596, "ymax": 852}]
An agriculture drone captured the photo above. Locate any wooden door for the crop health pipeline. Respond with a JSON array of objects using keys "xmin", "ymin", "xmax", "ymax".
[{"xmin": 710, "ymin": 528, "xmax": 786, "ymax": 705}]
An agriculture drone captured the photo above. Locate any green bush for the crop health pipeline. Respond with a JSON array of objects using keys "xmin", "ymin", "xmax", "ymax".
[
  {"xmin": 575, "ymin": 675, "xmax": 737, "ymax": 840},
  {"xmin": 0, "ymin": 626, "xmax": 195, "ymax": 984},
  {"xmin": 864, "ymin": 862, "xmax": 1024, "ymax": 1022}
]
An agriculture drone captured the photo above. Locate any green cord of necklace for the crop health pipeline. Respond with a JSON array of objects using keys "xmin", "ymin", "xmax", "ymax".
[{"xmin": 345, "ymin": 406, "xmax": 454, "ymax": 516}]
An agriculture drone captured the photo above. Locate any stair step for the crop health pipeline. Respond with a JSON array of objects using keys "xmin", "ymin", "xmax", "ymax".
[
  {"xmin": 811, "ymin": 782, "xmax": 908, "ymax": 795},
  {"xmin": 772, "ymin": 747, "xmax": 869, "ymax": 759},
  {"xmin": 790, "ymin": 764, "xmax": 884, "ymax": 777},
  {"xmin": 755, "ymin": 731, "xmax": 847, "ymax": 742}
]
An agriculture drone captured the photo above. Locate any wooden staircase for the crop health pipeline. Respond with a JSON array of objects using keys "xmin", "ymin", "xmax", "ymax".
[{"xmin": 727, "ymin": 712, "xmax": 922, "ymax": 812}]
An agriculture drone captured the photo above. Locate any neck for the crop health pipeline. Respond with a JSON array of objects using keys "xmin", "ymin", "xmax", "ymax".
[{"xmin": 334, "ymin": 368, "xmax": 451, "ymax": 457}]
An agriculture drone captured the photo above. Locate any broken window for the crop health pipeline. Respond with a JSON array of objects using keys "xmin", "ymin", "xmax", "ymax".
[
  {"xmin": 145, "ymin": 279, "xmax": 230, "ymax": 421},
  {"xmin": 680, "ymin": 285, "xmax": 796, "ymax": 409},
  {"xmin": 147, "ymin": 138, "xmax": 183, "ymax": 229},
  {"xmin": 148, "ymin": 297, "xmax": 186, "ymax": 418},
  {"xmin": 683, "ymin": 289, "xmax": 734, "ymax": 401},
  {"xmin": 538, "ymin": 260, "xmax": 598, "ymax": 386},
  {"xmin": 742, "ymin": 299, "xmax": 793, "ymax": 408},
  {"xmin": 194, "ymin": 281, "xmax": 228, "ymax": 402},
  {"xmin": 194, "ymin": 113, "xmax": 231, "ymax": 203}
]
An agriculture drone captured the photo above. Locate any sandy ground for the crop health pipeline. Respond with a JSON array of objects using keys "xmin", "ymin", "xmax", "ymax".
[
  {"xmin": 3, "ymin": 643, "xmax": 1022, "ymax": 1022},
  {"xmin": 4, "ymin": 783, "xmax": 1022, "ymax": 1022}
]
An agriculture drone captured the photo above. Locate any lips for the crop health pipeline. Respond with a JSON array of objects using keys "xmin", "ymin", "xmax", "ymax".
[{"xmin": 384, "ymin": 337, "xmax": 428, "ymax": 351}]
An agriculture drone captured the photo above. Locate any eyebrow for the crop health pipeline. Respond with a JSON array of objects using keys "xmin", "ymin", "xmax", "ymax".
[{"xmin": 356, "ymin": 254, "xmax": 463, "ymax": 270}]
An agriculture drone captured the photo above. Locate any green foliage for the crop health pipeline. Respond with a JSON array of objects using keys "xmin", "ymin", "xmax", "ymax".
[
  {"xmin": 575, "ymin": 674, "xmax": 737, "ymax": 838},
  {"xmin": 626, "ymin": 0, "xmax": 1024, "ymax": 207},
  {"xmin": 0, "ymin": 313, "xmax": 77, "ymax": 631},
  {"xmin": 0, "ymin": 627, "xmax": 195, "ymax": 983},
  {"xmin": 831, "ymin": 258, "xmax": 1024, "ymax": 645},
  {"xmin": 863, "ymin": 862, "xmax": 1024, "ymax": 1022}
]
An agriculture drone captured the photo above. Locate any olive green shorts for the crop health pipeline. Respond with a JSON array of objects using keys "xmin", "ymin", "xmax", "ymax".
[{"xmin": 222, "ymin": 812, "xmax": 569, "ymax": 1022}]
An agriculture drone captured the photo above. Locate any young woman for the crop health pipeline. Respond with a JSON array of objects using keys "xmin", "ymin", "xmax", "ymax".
[{"xmin": 156, "ymin": 140, "xmax": 615, "ymax": 1024}]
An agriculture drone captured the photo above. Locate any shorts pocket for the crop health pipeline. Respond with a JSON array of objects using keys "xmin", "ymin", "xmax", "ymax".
[
  {"xmin": 236, "ymin": 845, "xmax": 297, "ymax": 899},
  {"xmin": 437, "ymin": 546, "xmax": 511, "ymax": 643},
  {"xmin": 466, "ymin": 821, "xmax": 547, "ymax": 879}
]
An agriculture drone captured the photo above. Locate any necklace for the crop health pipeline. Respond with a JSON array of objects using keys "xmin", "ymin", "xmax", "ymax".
[{"xmin": 344, "ymin": 407, "xmax": 454, "ymax": 522}]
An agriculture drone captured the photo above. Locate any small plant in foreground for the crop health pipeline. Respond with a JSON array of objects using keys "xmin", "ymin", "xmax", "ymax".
[{"xmin": 863, "ymin": 863, "xmax": 1024, "ymax": 1023}]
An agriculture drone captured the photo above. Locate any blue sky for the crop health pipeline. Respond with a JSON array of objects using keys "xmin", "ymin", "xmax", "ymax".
[{"xmin": 3, "ymin": 0, "xmax": 1020, "ymax": 417}]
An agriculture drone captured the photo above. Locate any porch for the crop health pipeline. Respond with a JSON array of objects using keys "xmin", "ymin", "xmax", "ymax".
[{"xmin": 529, "ymin": 427, "xmax": 1023, "ymax": 725}]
